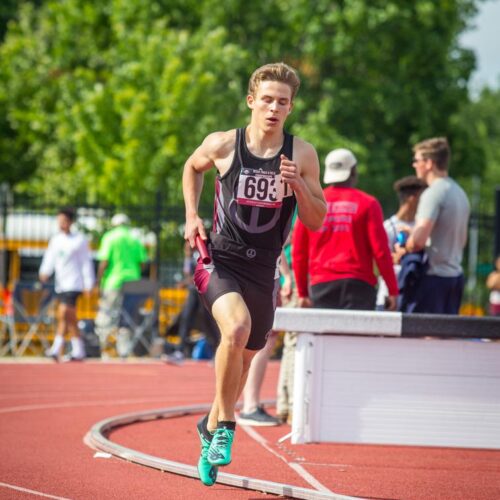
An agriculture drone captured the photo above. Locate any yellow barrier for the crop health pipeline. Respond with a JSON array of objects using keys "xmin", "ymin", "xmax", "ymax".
[{"xmin": 0, "ymin": 286, "xmax": 189, "ymax": 356}]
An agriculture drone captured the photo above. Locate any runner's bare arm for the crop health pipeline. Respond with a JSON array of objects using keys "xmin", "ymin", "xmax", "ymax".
[
  {"xmin": 280, "ymin": 139, "xmax": 326, "ymax": 231},
  {"xmin": 182, "ymin": 131, "xmax": 235, "ymax": 247}
]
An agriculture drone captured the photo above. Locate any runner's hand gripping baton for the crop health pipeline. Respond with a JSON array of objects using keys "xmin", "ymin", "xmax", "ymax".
[{"xmin": 195, "ymin": 235, "xmax": 211, "ymax": 264}]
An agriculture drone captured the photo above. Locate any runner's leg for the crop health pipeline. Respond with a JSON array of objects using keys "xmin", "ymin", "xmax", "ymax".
[{"xmin": 208, "ymin": 291, "xmax": 251, "ymax": 427}]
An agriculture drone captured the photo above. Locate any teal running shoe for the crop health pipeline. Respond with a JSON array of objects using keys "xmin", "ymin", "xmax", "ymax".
[
  {"xmin": 207, "ymin": 424, "xmax": 235, "ymax": 466},
  {"xmin": 196, "ymin": 417, "xmax": 218, "ymax": 486}
]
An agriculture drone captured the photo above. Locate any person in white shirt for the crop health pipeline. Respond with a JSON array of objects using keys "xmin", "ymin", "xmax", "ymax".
[{"xmin": 39, "ymin": 207, "xmax": 95, "ymax": 360}]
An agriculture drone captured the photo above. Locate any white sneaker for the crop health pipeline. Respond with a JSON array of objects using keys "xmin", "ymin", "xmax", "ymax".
[
  {"xmin": 61, "ymin": 354, "xmax": 85, "ymax": 363},
  {"xmin": 45, "ymin": 349, "xmax": 59, "ymax": 362},
  {"xmin": 162, "ymin": 350, "xmax": 185, "ymax": 365}
]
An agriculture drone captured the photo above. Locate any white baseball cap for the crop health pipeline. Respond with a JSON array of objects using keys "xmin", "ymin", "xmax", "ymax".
[
  {"xmin": 323, "ymin": 148, "xmax": 357, "ymax": 184},
  {"xmin": 111, "ymin": 213, "xmax": 130, "ymax": 226}
]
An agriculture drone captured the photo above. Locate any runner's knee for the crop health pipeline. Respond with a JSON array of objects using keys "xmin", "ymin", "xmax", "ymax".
[{"xmin": 221, "ymin": 323, "xmax": 250, "ymax": 350}]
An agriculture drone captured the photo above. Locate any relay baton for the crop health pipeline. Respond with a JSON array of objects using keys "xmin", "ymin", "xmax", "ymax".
[{"xmin": 195, "ymin": 235, "xmax": 211, "ymax": 264}]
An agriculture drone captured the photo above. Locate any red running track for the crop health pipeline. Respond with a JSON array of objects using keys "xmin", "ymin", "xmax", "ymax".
[{"xmin": 0, "ymin": 359, "xmax": 499, "ymax": 500}]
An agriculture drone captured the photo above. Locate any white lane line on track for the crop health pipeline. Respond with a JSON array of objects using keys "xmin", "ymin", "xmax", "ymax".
[
  {"xmin": 0, "ymin": 397, "xmax": 172, "ymax": 415},
  {"xmin": 0, "ymin": 481, "xmax": 72, "ymax": 499},
  {"xmin": 239, "ymin": 424, "xmax": 334, "ymax": 494}
]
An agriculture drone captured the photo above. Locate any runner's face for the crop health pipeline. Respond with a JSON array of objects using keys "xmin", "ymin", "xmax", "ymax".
[{"xmin": 247, "ymin": 81, "xmax": 293, "ymax": 130}]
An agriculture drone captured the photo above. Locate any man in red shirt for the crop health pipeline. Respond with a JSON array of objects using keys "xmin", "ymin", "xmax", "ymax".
[{"xmin": 292, "ymin": 148, "xmax": 398, "ymax": 310}]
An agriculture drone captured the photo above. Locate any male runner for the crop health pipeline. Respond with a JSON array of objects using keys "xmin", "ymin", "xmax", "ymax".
[{"xmin": 182, "ymin": 62, "xmax": 326, "ymax": 486}]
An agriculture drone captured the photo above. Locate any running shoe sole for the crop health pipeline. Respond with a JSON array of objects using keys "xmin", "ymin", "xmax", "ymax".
[{"xmin": 236, "ymin": 416, "xmax": 279, "ymax": 426}]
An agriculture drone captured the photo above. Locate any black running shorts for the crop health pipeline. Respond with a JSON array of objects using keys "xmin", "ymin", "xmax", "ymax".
[
  {"xmin": 193, "ymin": 234, "xmax": 280, "ymax": 351},
  {"xmin": 56, "ymin": 291, "xmax": 82, "ymax": 306}
]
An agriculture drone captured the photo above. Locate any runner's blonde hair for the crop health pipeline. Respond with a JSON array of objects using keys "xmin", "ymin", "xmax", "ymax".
[{"xmin": 248, "ymin": 62, "xmax": 300, "ymax": 101}]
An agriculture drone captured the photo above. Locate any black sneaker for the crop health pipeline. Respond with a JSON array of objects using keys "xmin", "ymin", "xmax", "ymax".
[{"xmin": 237, "ymin": 406, "xmax": 280, "ymax": 426}]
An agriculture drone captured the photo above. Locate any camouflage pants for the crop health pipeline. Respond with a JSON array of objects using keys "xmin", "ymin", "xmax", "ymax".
[{"xmin": 95, "ymin": 290, "xmax": 131, "ymax": 357}]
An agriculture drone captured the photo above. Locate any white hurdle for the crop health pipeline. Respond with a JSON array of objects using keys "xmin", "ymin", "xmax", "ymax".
[{"xmin": 273, "ymin": 308, "xmax": 500, "ymax": 450}]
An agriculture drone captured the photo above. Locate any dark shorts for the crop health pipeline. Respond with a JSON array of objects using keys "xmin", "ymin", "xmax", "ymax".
[
  {"xmin": 310, "ymin": 279, "xmax": 376, "ymax": 310},
  {"xmin": 194, "ymin": 234, "xmax": 280, "ymax": 351},
  {"xmin": 57, "ymin": 291, "xmax": 82, "ymax": 306}
]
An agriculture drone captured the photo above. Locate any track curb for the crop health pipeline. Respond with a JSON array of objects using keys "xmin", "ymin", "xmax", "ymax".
[{"xmin": 85, "ymin": 403, "xmax": 362, "ymax": 500}]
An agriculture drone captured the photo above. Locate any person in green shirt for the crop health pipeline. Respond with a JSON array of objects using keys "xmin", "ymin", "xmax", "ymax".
[{"xmin": 95, "ymin": 213, "xmax": 148, "ymax": 357}]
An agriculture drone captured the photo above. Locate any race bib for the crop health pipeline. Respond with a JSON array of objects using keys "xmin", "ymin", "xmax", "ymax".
[{"xmin": 236, "ymin": 168, "xmax": 291, "ymax": 208}]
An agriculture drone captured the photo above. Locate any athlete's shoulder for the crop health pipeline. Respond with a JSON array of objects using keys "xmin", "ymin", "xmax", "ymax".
[
  {"xmin": 292, "ymin": 136, "xmax": 316, "ymax": 153},
  {"xmin": 291, "ymin": 136, "xmax": 319, "ymax": 165},
  {"xmin": 201, "ymin": 129, "xmax": 237, "ymax": 159}
]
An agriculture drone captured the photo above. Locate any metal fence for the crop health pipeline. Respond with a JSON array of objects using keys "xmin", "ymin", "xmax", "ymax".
[
  {"xmin": 0, "ymin": 192, "xmax": 206, "ymax": 288},
  {"xmin": 0, "ymin": 187, "xmax": 497, "ymax": 308}
]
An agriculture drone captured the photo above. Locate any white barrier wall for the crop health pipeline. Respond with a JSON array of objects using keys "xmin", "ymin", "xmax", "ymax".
[{"xmin": 273, "ymin": 308, "xmax": 500, "ymax": 449}]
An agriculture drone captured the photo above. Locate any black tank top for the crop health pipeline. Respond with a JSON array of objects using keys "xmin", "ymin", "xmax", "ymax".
[{"xmin": 212, "ymin": 127, "xmax": 297, "ymax": 252}]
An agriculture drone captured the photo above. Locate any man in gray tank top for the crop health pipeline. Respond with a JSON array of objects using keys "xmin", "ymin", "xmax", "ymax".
[{"xmin": 404, "ymin": 137, "xmax": 470, "ymax": 314}]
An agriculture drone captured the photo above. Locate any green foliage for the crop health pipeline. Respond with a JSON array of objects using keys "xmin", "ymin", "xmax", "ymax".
[
  {"xmin": 455, "ymin": 86, "xmax": 500, "ymax": 213},
  {"xmin": 1, "ymin": 0, "xmax": 249, "ymax": 205},
  {"xmin": 0, "ymin": 0, "xmax": 489, "ymax": 213}
]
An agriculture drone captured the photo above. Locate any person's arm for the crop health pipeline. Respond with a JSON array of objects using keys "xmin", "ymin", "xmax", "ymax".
[
  {"xmin": 39, "ymin": 238, "xmax": 56, "ymax": 283},
  {"xmin": 182, "ymin": 130, "xmax": 234, "ymax": 247},
  {"xmin": 405, "ymin": 219, "xmax": 434, "ymax": 253},
  {"xmin": 281, "ymin": 139, "xmax": 326, "ymax": 231},
  {"xmin": 291, "ymin": 219, "xmax": 311, "ymax": 307},
  {"xmin": 367, "ymin": 200, "xmax": 399, "ymax": 307},
  {"xmin": 96, "ymin": 233, "xmax": 110, "ymax": 289},
  {"xmin": 486, "ymin": 271, "xmax": 500, "ymax": 290},
  {"xmin": 97, "ymin": 261, "xmax": 108, "ymax": 288},
  {"xmin": 279, "ymin": 250, "xmax": 293, "ymax": 304},
  {"xmin": 81, "ymin": 238, "xmax": 95, "ymax": 291},
  {"xmin": 405, "ymin": 186, "xmax": 436, "ymax": 253}
]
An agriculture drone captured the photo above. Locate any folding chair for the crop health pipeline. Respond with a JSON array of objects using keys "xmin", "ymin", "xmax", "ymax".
[
  {"xmin": 119, "ymin": 279, "xmax": 159, "ymax": 357},
  {"xmin": 11, "ymin": 281, "xmax": 56, "ymax": 356}
]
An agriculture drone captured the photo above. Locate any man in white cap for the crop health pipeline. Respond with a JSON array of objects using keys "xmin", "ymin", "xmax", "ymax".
[
  {"xmin": 95, "ymin": 213, "xmax": 148, "ymax": 356},
  {"xmin": 292, "ymin": 148, "xmax": 398, "ymax": 311}
]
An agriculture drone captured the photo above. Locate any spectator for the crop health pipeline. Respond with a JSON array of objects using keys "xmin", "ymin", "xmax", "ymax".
[
  {"xmin": 95, "ymin": 213, "xmax": 148, "ymax": 356},
  {"xmin": 237, "ymin": 332, "xmax": 281, "ymax": 426},
  {"xmin": 404, "ymin": 137, "xmax": 470, "ymax": 314},
  {"xmin": 238, "ymin": 224, "xmax": 298, "ymax": 427},
  {"xmin": 164, "ymin": 241, "xmax": 220, "ymax": 364},
  {"xmin": 376, "ymin": 176, "xmax": 427, "ymax": 311},
  {"xmin": 486, "ymin": 256, "xmax": 500, "ymax": 316},
  {"xmin": 293, "ymin": 148, "xmax": 398, "ymax": 311},
  {"xmin": 40, "ymin": 207, "xmax": 95, "ymax": 361},
  {"xmin": 275, "ymin": 237, "xmax": 298, "ymax": 425}
]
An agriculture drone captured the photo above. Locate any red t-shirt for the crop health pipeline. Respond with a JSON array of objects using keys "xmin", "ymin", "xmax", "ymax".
[{"xmin": 292, "ymin": 186, "xmax": 398, "ymax": 298}]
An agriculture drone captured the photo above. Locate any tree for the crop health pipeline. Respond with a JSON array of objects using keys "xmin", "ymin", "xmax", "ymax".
[
  {"xmin": 0, "ymin": 0, "xmax": 485, "ymax": 211},
  {"xmin": 455, "ymin": 86, "xmax": 500, "ymax": 213},
  {"xmin": 1, "ymin": 1, "xmax": 250, "ymax": 204}
]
